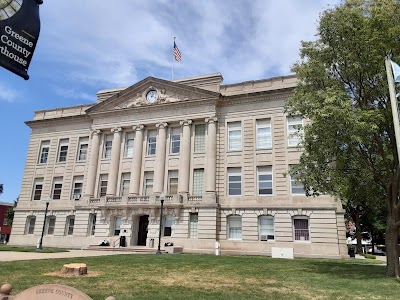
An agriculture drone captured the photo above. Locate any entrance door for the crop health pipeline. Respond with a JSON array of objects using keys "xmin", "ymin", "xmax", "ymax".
[{"xmin": 137, "ymin": 215, "xmax": 149, "ymax": 246}]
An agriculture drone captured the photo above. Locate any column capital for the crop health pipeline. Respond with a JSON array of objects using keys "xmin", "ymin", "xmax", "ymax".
[
  {"xmin": 91, "ymin": 129, "xmax": 101, "ymax": 136},
  {"xmin": 156, "ymin": 122, "xmax": 168, "ymax": 129},
  {"xmin": 111, "ymin": 127, "xmax": 123, "ymax": 133},
  {"xmin": 179, "ymin": 119, "xmax": 192, "ymax": 126},
  {"xmin": 132, "ymin": 124, "xmax": 145, "ymax": 131},
  {"xmin": 205, "ymin": 116, "xmax": 218, "ymax": 123}
]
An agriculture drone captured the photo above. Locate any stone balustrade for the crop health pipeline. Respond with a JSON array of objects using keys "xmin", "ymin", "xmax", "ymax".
[{"xmin": 88, "ymin": 194, "xmax": 190, "ymax": 207}]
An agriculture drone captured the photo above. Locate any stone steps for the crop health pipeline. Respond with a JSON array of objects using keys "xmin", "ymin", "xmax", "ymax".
[{"xmin": 86, "ymin": 245, "xmax": 166, "ymax": 253}]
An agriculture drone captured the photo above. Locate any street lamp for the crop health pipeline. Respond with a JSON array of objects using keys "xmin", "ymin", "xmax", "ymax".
[
  {"xmin": 37, "ymin": 201, "xmax": 49, "ymax": 251},
  {"xmin": 156, "ymin": 194, "xmax": 165, "ymax": 255}
]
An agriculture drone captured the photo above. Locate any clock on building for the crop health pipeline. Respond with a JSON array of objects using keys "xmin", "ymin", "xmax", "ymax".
[
  {"xmin": 146, "ymin": 90, "xmax": 158, "ymax": 103},
  {"xmin": 0, "ymin": 0, "xmax": 23, "ymax": 21}
]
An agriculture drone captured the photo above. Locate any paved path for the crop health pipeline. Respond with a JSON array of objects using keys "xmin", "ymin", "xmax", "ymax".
[{"xmin": 0, "ymin": 250, "xmax": 143, "ymax": 262}]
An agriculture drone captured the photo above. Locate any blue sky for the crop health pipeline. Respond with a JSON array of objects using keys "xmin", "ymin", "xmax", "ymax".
[{"xmin": 0, "ymin": 0, "xmax": 339, "ymax": 203}]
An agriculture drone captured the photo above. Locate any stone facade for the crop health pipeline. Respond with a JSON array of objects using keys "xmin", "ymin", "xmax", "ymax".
[{"xmin": 10, "ymin": 73, "xmax": 348, "ymax": 258}]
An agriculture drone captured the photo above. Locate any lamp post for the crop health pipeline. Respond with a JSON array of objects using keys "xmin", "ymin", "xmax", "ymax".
[
  {"xmin": 37, "ymin": 201, "xmax": 49, "ymax": 251},
  {"xmin": 156, "ymin": 194, "xmax": 165, "ymax": 255}
]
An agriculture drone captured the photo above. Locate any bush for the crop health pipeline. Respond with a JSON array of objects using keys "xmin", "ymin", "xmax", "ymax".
[{"xmin": 363, "ymin": 254, "xmax": 376, "ymax": 259}]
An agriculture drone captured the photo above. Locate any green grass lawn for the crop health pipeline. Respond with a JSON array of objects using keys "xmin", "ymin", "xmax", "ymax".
[
  {"xmin": 0, "ymin": 245, "xmax": 70, "ymax": 253},
  {"xmin": 0, "ymin": 254, "xmax": 398, "ymax": 300}
]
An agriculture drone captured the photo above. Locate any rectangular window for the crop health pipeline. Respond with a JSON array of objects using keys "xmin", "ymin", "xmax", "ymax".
[
  {"xmin": 192, "ymin": 169, "xmax": 204, "ymax": 196},
  {"xmin": 77, "ymin": 136, "xmax": 89, "ymax": 161},
  {"xmin": 290, "ymin": 166, "xmax": 305, "ymax": 195},
  {"xmin": 124, "ymin": 132, "xmax": 134, "ymax": 158},
  {"xmin": 228, "ymin": 215, "xmax": 242, "ymax": 240},
  {"xmin": 168, "ymin": 170, "xmax": 178, "ymax": 194},
  {"xmin": 113, "ymin": 216, "xmax": 123, "ymax": 236},
  {"xmin": 38, "ymin": 141, "xmax": 50, "ymax": 164},
  {"xmin": 147, "ymin": 130, "xmax": 157, "ymax": 155},
  {"xmin": 88, "ymin": 213, "xmax": 96, "ymax": 236},
  {"xmin": 52, "ymin": 177, "xmax": 63, "ymax": 200},
  {"xmin": 170, "ymin": 128, "xmax": 181, "ymax": 154},
  {"xmin": 228, "ymin": 121, "xmax": 242, "ymax": 151},
  {"xmin": 120, "ymin": 173, "xmax": 130, "ymax": 196},
  {"xmin": 144, "ymin": 172, "xmax": 154, "ymax": 196},
  {"xmin": 287, "ymin": 116, "xmax": 303, "ymax": 147},
  {"xmin": 194, "ymin": 124, "xmax": 205, "ymax": 153},
  {"xmin": 294, "ymin": 218, "xmax": 309, "ymax": 241},
  {"xmin": 57, "ymin": 138, "xmax": 69, "ymax": 162},
  {"xmin": 66, "ymin": 216, "xmax": 75, "ymax": 235},
  {"xmin": 99, "ymin": 174, "xmax": 108, "ymax": 197},
  {"xmin": 71, "ymin": 175, "xmax": 84, "ymax": 200},
  {"xmin": 256, "ymin": 119, "xmax": 272, "ymax": 149},
  {"xmin": 228, "ymin": 167, "xmax": 242, "ymax": 196},
  {"xmin": 32, "ymin": 178, "xmax": 43, "ymax": 201},
  {"xmin": 3, "ymin": 219, "xmax": 8, "ymax": 226},
  {"xmin": 259, "ymin": 216, "xmax": 274, "ymax": 240},
  {"xmin": 26, "ymin": 216, "xmax": 36, "ymax": 234},
  {"xmin": 189, "ymin": 213, "xmax": 198, "ymax": 238},
  {"xmin": 103, "ymin": 134, "xmax": 113, "ymax": 159},
  {"xmin": 164, "ymin": 215, "xmax": 174, "ymax": 237},
  {"xmin": 46, "ymin": 216, "xmax": 56, "ymax": 235},
  {"xmin": 257, "ymin": 166, "xmax": 273, "ymax": 195}
]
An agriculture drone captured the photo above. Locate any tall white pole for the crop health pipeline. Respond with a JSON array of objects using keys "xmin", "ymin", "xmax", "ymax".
[{"xmin": 385, "ymin": 58, "xmax": 400, "ymax": 164}]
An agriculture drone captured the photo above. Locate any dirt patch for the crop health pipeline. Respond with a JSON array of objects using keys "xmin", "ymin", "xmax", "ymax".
[{"xmin": 43, "ymin": 271, "xmax": 101, "ymax": 278}]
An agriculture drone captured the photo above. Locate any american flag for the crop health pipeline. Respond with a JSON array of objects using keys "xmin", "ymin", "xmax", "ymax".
[{"xmin": 173, "ymin": 41, "xmax": 182, "ymax": 62}]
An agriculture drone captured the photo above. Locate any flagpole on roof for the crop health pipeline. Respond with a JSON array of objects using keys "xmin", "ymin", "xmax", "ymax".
[
  {"xmin": 385, "ymin": 56, "xmax": 400, "ymax": 164},
  {"xmin": 172, "ymin": 37, "xmax": 175, "ymax": 80}
]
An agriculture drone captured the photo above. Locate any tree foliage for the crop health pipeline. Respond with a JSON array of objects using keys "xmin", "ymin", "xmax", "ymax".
[{"xmin": 286, "ymin": 0, "xmax": 400, "ymax": 277}]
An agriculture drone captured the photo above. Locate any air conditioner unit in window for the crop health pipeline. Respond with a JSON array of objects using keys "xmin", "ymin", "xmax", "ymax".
[
  {"xmin": 260, "ymin": 235, "xmax": 268, "ymax": 241},
  {"xmin": 73, "ymin": 194, "xmax": 81, "ymax": 200}
]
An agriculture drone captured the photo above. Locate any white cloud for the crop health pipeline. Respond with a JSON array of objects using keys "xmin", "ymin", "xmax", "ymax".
[
  {"xmin": 0, "ymin": 82, "xmax": 20, "ymax": 102},
  {"xmin": 53, "ymin": 87, "xmax": 95, "ymax": 102}
]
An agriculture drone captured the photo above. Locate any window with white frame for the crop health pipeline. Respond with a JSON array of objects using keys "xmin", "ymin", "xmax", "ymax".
[
  {"xmin": 144, "ymin": 172, "xmax": 154, "ymax": 196},
  {"xmin": 228, "ymin": 121, "xmax": 242, "ymax": 151},
  {"xmin": 256, "ymin": 119, "xmax": 272, "ymax": 149},
  {"xmin": 293, "ymin": 217, "xmax": 310, "ymax": 241},
  {"xmin": 65, "ymin": 215, "xmax": 75, "ymax": 235},
  {"xmin": 257, "ymin": 166, "xmax": 273, "ymax": 195},
  {"xmin": 57, "ymin": 138, "xmax": 69, "ymax": 162},
  {"xmin": 25, "ymin": 216, "xmax": 36, "ymax": 234},
  {"xmin": 46, "ymin": 216, "xmax": 56, "ymax": 235},
  {"xmin": 77, "ymin": 136, "xmax": 89, "ymax": 161},
  {"xmin": 32, "ymin": 178, "xmax": 43, "ymax": 201},
  {"xmin": 38, "ymin": 141, "xmax": 50, "ymax": 164},
  {"xmin": 120, "ymin": 173, "xmax": 130, "ymax": 196},
  {"xmin": 228, "ymin": 167, "xmax": 242, "ymax": 196},
  {"xmin": 189, "ymin": 213, "xmax": 198, "ymax": 238},
  {"xmin": 103, "ymin": 135, "xmax": 113, "ymax": 159},
  {"xmin": 88, "ymin": 213, "xmax": 96, "ymax": 236},
  {"xmin": 147, "ymin": 130, "xmax": 157, "ymax": 155},
  {"xmin": 113, "ymin": 216, "xmax": 123, "ymax": 236},
  {"xmin": 124, "ymin": 132, "xmax": 134, "ymax": 158},
  {"xmin": 52, "ymin": 177, "xmax": 63, "ymax": 200},
  {"xmin": 170, "ymin": 127, "xmax": 181, "ymax": 154},
  {"xmin": 227, "ymin": 215, "xmax": 242, "ymax": 240},
  {"xmin": 71, "ymin": 176, "xmax": 83, "ymax": 200},
  {"xmin": 290, "ymin": 166, "xmax": 305, "ymax": 195},
  {"xmin": 194, "ymin": 124, "xmax": 205, "ymax": 153},
  {"xmin": 99, "ymin": 174, "xmax": 108, "ymax": 197},
  {"xmin": 164, "ymin": 215, "xmax": 174, "ymax": 236},
  {"xmin": 192, "ymin": 169, "xmax": 204, "ymax": 196},
  {"xmin": 168, "ymin": 170, "xmax": 178, "ymax": 194},
  {"xmin": 287, "ymin": 116, "xmax": 303, "ymax": 147},
  {"xmin": 3, "ymin": 218, "xmax": 8, "ymax": 225},
  {"xmin": 259, "ymin": 216, "xmax": 274, "ymax": 241}
]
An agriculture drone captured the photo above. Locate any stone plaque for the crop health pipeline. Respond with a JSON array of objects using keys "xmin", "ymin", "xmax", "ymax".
[{"xmin": 14, "ymin": 284, "xmax": 93, "ymax": 300}]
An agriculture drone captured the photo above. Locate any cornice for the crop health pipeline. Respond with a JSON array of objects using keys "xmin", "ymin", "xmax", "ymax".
[{"xmin": 25, "ymin": 114, "xmax": 92, "ymax": 128}]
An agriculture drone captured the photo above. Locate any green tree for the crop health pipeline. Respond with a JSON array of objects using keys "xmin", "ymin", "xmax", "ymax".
[
  {"xmin": 286, "ymin": 0, "xmax": 400, "ymax": 277},
  {"xmin": 6, "ymin": 198, "xmax": 17, "ymax": 227}
]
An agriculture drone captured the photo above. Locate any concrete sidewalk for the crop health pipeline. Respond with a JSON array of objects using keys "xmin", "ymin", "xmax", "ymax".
[{"xmin": 0, "ymin": 250, "xmax": 144, "ymax": 262}]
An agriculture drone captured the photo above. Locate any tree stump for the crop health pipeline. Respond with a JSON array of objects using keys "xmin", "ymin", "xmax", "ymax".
[{"xmin": 61, "ymin": 263, "xmax": 88, "ymax": 276}]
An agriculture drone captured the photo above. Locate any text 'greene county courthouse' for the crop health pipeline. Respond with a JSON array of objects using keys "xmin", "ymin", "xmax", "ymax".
[{"xmin": 10, "ymin": 73, "xmax": 348, "ymax": 258}]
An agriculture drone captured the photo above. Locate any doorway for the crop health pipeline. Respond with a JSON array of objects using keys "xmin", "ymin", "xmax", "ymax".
[{"xmin": 137, "ymin": 215, "xmax": 149, "ymax": 246}]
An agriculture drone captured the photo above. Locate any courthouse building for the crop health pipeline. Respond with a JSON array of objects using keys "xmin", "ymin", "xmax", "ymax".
[{"xmin": 10, "ymin": 73, "xmax": 348, "ymax": 258}]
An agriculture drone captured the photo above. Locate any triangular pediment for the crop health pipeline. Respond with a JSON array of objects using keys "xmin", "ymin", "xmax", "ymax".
[{"xmin": 86, "ymin": 77, "xmax": 220, "ymax": 114}]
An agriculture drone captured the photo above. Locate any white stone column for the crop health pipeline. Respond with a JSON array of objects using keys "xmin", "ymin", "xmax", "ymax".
[
  {"xmin": 178, "ymin": 119, "xmax": 192, "ymax": 194},
  {"xmin": 205, "ymin": 116, "xmax": 218, "ymax": 194},
  {"xmin": 85, "ymin": 129, "xmax": 101, "ymax": 197},
  {"xmin": 153, "ymin": 122, "xmax": 168, "ymax": 194},
  {"xmin": 107, "ymin": 127, "xmax": 123, "ymax": 196},
  {"xmin": 129, "ymin": 124, "xmax": 145, "ymax": 195}
]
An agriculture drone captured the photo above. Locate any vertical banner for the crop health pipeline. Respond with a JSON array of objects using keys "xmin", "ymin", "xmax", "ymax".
[{"xmin": 0, "ymin": 0, "xmax": 42, "ymax": 80}]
